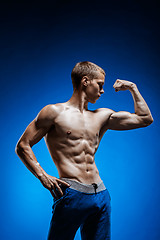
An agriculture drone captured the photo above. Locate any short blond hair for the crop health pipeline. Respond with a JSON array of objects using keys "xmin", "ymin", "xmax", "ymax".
[{"xmin": 71, "ymin": 61, "xmax": 105, "ymax": 89}]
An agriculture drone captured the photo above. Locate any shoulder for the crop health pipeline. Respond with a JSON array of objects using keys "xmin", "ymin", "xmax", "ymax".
[
  {"xmin": 37, "ymin": 103, "xmax": 64, "ymax": 117},
  {"xmin": 94, "ymin": 108, "xmax": 115, "ymax": 118},
  {"xmin": 35, "ymin": 103, "xmax": 65, "ymax": 128},
  {"xmin": 90, "ymin": 108, "xmax": 115, "ymax": 128}
]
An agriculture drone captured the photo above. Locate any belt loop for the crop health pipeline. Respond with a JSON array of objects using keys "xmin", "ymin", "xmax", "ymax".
[{"xmin": 92, "ymin": 183, "xmax": 98, "ymax": 194}]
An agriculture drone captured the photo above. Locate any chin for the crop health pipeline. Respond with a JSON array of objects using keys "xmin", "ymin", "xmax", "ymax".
[
  {"xmin": 88, "ymin": 96, "xmax": 99, "ymax": 103},
  {"xmin": 90, "ymin": 99, "xmax": 97, "ymax": 104}
]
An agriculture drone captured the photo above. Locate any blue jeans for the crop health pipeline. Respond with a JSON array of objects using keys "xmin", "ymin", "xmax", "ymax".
[{"xmin": 48, "ymin": 180, "xmax": 111, "ymax": 240}]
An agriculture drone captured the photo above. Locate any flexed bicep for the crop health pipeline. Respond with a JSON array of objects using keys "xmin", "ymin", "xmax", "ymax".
[
  {"xmin": 106, "ymin": 79, "xmax": 153, "ymax": 131},
  {"xmin": 107, "ymin": 111, "xmax": 145, "ymax": 130}
]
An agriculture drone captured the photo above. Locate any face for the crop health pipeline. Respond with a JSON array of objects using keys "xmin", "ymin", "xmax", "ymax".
[{"xmin": 85, "ymin": 72, "xmax": 105, "ymax": 103}]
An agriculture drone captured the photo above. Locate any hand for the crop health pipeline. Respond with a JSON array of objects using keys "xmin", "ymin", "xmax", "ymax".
[
  {"xmin": 38, "ymin": 173, "xmax": 70, "ymax": 199},
  {"xmin": 113, "ymin": 79, "xmax": 135, "ymax": 92}
]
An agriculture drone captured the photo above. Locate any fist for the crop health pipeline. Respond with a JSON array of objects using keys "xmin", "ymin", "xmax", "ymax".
[{"xmin": 113, "ymin": 79, "xmax": 135, "ymax": 92}]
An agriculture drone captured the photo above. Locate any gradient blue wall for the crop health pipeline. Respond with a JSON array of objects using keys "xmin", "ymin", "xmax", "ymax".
[{"xmin": 1, "ymin": 1, "xmax": 159, "ymax": 239}]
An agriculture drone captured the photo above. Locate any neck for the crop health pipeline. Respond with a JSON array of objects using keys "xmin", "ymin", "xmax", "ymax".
[{"xmin": 67, "ymin": 89, "xmax": 88, "ymax": 112}]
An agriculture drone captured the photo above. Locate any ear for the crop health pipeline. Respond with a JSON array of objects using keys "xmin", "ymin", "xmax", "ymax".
[{"xmin": 81, "ymin": 76, "xmax": 89, "ymax": 87}]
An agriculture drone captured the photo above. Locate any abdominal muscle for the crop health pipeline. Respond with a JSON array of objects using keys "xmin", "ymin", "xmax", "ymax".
[
  {"xmin": 57, "ymin": 156, "xmax": 101, "ymax": 184},
  {"xmin": 45, "ymin": 135, "xmax": 102, "ymax": 184}
]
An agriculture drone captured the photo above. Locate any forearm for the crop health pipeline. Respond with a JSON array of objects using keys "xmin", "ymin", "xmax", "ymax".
[
  {"xmin": 16, "ymin": 142, "xmax": 46, "ymax": 179},
  {"xmin": 130, "ymin": 84, "xmax": 153, "ymax": 121}
]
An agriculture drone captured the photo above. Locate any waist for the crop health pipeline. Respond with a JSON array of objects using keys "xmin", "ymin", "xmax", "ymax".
[{"xmin": 60, "ymin": 177, "xmax": 106, "ymax": 194}]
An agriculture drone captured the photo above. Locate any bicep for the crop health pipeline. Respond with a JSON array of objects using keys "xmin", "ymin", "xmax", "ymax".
[
  {"xmin": 107, "ymin": 111, "xmax": 144, "ymax": 130},
  {"xmin": 19, "ymin": 119, "xmax": 50, "ymax": 147}
]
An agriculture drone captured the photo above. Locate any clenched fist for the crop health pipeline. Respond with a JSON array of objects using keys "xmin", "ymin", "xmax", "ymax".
[{"xmin": 113, "ymin": 79, "xmax": 136, "ymax": 92}]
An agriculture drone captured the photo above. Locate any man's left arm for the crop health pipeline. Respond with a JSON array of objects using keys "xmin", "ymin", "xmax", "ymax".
[{"xmin": 107, "ymin": 79, "xmax": 153, "ymax": 130}]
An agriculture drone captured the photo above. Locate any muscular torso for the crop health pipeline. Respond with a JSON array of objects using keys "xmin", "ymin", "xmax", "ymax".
[
  {"xmin": 44, "ymin": 103, "xmax": 111, "ymax": 184},
  {"xmin": 17, "ymin": 80, "xmax": 152, "ymax": 187}
]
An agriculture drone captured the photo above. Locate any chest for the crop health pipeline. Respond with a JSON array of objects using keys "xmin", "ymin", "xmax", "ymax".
[{"xmin": 53, "ymin": 110, "xmax": 100, "ymax": 140}]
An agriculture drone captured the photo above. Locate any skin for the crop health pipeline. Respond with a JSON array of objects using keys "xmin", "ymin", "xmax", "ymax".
[{"xmin": 15, "ymin": 71, "xmax": 153, "ymax": 199}]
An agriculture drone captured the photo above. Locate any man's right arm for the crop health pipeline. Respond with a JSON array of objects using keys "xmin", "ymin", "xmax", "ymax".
[{"xmin": 15, "ymin": 105, "xmax": 70, "ymax": 198}]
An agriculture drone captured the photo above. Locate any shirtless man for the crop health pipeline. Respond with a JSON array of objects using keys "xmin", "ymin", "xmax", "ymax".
[{"xmin": 15, "ymin": 61, "xmax": 153, "ymax": 240}]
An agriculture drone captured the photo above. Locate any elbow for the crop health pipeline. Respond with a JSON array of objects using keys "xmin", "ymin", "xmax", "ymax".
[
  {"xmin": 15, "ymin": 141, "xmax": 25, "ymax": 156},
  {"xmin": 143, "ymin": 115, "xmax": 154, "ymax": 127},
  {"xmin": 149, "ymin": 116, "xmax": 154, "ymax": 125},
  {"xmin": 15, "ymin": 141, "xmax": 22, "ymax": 156}
]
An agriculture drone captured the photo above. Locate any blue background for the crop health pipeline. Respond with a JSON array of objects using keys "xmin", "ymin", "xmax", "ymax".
[{"xmin": 0, "ymin": 0, "xmax": 159, "ymax": 239}]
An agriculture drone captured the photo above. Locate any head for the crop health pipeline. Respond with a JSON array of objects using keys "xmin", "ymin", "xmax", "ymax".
[{"xmin": 71, "ymin": 61, "xmax": 105, "ymax": 103}]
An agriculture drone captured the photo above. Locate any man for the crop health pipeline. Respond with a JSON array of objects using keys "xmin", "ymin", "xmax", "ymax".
[{"xmin": 15, "ymin": 61, "xmax": 153, "ymax": 240}]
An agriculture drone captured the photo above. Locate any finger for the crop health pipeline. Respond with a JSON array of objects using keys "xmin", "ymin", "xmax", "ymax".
[
  {"xmin": 54, "ymin": 182, "xmax": 64, "ymax": 196},
  {"xmin": 57, "ymin": 179, "xmax": 70, "ymax": 187},
  {"xmin": 113, "ymin": 84, "xmax": 119, "ymax": 89},
  {"xmin": 113, "ymin": 83, "xmax": 118, "ymax": 89},
  {"xmin": 113, "ymin": 82, "xmax": 121, "ymax": 89},
  {"xmin": 51, "ymin": 186, "xmax": 60, "ymax": 199},
  {"xmin": 113, "ymin": 81, "xmax": 118, "ymax": 87},
  {"xmin": 114, "ymin": 79, "xmax": 120, "ymax": 85},
  {"xmin": 50, "ymin": 189, "xmax": 58, "ymax": 199}
]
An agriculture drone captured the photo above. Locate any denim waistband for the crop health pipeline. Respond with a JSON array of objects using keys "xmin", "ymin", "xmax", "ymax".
[{"xmin": 60, "ymin": 178, "xmax": 106, "ymax": 194}]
